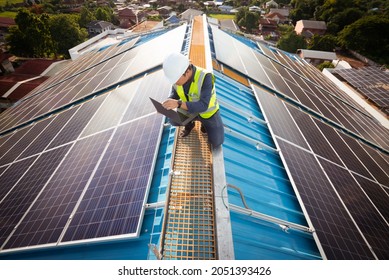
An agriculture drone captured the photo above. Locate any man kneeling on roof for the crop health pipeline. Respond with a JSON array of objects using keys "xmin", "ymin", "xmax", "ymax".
[{"xmin": 162, "ymin": 52, "xmax": 224, "ymax": 148}]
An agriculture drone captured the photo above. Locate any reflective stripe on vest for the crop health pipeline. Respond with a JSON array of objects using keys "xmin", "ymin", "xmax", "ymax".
[{"xmin": 174, "ymin": 67, "xmax": 219, "ymax": 119}]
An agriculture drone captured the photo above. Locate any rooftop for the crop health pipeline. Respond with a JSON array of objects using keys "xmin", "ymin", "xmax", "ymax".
[{"xmin": 0, "ymin": 15, "xmax": 388, "ymax": 261}]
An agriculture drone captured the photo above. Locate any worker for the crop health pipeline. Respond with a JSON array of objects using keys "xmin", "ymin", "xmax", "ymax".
[{"xmin": 162, "ymin": 52, "xmax": 224, "ymax": 148}]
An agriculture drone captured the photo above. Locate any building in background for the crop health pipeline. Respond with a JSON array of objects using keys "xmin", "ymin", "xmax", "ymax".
[{"xmin": 295, "ymin": 20, "xmax": 327, "ymax": 38}]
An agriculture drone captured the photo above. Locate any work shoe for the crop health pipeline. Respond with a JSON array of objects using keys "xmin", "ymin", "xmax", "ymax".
[
  {"xmin": 179, "ymin": 122, "xmax": 195, "ymax": 137},
  {"xmin": 201, "ymin": 124, "xmax": 207, "ymax": 134}
]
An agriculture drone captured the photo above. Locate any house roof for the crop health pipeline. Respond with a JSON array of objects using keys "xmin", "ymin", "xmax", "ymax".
[
  {"xmin": 180, "ymin": 8, "xmax": 203, "ymax": 21},
  {"xmin": 130, "ymin": 20, "xmax": 161, "ymax": 32},
  {"xmin": 118, "ymin": 7, "xmax": 137, "ymax": 17},
  {"xmin": 0, "ymin": 59, "xmax": 62, "ymax": 101},
  {"xmin": 219, "ymin": 19, "xmax": 239, "ymax": 32},
  {"xmin": 269, "ymin": 8, "xmax": 290, "ymax": 17},
  {"xmin": 87, "ymin": 20, "xmax": 114, "ymax": 29},
  {"xmin": 0, "ymin": 17, "xmax": 15, "ymax": 28},
  {"xmin": 264, "ymin": 12, "xmax": 287, "ymax": 20},
  {"xmin": 298, "ymin": 20, "xmax": 327, "ymax": 30},
  {"xmin": 260, "ymin": 18, "xmax": 278, "ymax": 26}
]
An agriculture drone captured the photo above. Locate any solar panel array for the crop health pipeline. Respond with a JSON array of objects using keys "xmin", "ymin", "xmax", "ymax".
[
  {"xmin": 0, "ymin": 25, "xmax": 187, "ymax": 253},
  {"xmin": 211, "ymin": 26, "xmax": 389, "ymax": 259},
  {"xmin": 0, "ymin": 25, "xmax": 186, "ymax": 135},
  {"xmin": 333, "ymin": 67, "xmax": 389, "ymax": 115}
]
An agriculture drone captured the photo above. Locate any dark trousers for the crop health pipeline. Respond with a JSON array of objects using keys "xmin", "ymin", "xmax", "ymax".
[{"xmin": 170, "ymin": 110, "xmax": 224, "ymax": 148}]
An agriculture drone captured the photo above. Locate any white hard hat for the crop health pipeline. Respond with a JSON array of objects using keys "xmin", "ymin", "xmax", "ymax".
[{"xmin": 163, "ymin": 52, "xmax": 189, "ymax": 84}]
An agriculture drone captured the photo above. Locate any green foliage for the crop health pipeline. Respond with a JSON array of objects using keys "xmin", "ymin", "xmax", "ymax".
[
  {"xmin": 317, "ymin": 61, "xmax": 334, "ymax": 71},
  {"xmin": 278, "ymin": 24, "xmax": 294, "ymax": 36},
  {"xmin": 79, "ymin": 6, "xmax": 96, "ymax": 28},
  {"xmin": 0, "ymin": 0, "xmax": 23, "ymax": 5},
  {"xmin": 7, "ymin": 9, "xmax": 53, "ymax": 58},
  {"xmin": 289, "ymin": 0, "xmax": 324, "ymax": 24},
  {"xmin": 235, "ymin": 7, "xmax": 259, "ymax": 33},
  {"xmin": 308, "ymin": 34, "xmax": 337, "ymax": 51},
  {"xmin": 277, "ymin": 32, "xmax": 307, "ymax": 53},
  {"xmin": 94, "ymin": 7, "xmax": 112, "ymax": 22},
  {"xmin": 6, "ymin": 9, "xmax": 87, "ymax": 58},
  {"xmin": 338, "ymin": 15, "xmax": 389, "ymax": 64},
  {"xmin": 49, "ymin": 14, "xmax": 88, "ymax": 58}
]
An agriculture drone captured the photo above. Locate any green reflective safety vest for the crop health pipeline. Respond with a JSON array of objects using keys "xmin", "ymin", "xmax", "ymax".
[{"xmin": 174, "ymin": 67, "xmax": 219, "ymax": 119}]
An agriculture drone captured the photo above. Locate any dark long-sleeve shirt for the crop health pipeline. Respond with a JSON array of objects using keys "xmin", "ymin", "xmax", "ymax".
[{"xmin": 168, "ymin": 66, "xmax": 213, "ymax": 114}]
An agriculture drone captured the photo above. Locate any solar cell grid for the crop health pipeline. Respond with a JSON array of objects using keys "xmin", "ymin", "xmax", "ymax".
[
  {"xmin": 254, "ymin": 86, "xmax": 310, "ymax": 150},
  {"xmin": 47, "ymin": 94, "xmax": 107, "ymax": 149},
  {"xmin": 313, "ymin": 119, "xmax": 373, "ymax": 180},
  {"xmin": 334, "ymin": 67, "xmax": 389, "ymax": 113},
  {"xmin": 17, "ymin": 109, "xmax": 77, "ymax": 160},
  {"xmin": 61, "ymin": 113, "xmax": 163, "ymax": 243},
  {"xmin": 338, "ymin": 133, "xmax": 389, "ymax": 186},
  {"xmin": 266, "ymin": 69, "xmax": 299, "ymax": 100},
  {"xmin": 0, "ymin": 117, "xmax": 54, "ymax": 166},
  {"xmin": 286, "ymin": 104, "xmax": 343, "ymax": 166},
  {"xmin": 0, "ymin": 156, "xmax": 37, "ymax": 201},
  {"xmin": 71, "ymin": 78, "xmax": 102, "ymax": 102},
  {"xmin": 3, "ymin": 130, "xmax": 113, "ymax": 250},
  {"xmin": 318, "ymin": 159, "xmax": 389, "ymax": 259},
  {"xmin": 353, "ymin": 175, "xmax": 389, "ymax": 222},
  {"xmin": 0, "ymin": 127, "xmax": 32, "ymax": 161},
  {"xmin": 258, "ymin": 43, "xmax": 278, "ymax": 60},
  {"xmin": 121, "ymin": 71, "xmax": 172, "ymax": 123},
  {"xmin": 0, "ymin": 133, "xmax": 12, "ymax": 149},
  {"xmin": 0, "ymin": 145, "xmax": 71, "ymax": 249},
  {"xmin": 268, "ymin": 50, "xmax": 389, "ymax": 152},
  {"xmin": 241, "ymin": 51, "xmax": 272, "ymax": 88},
  {"xmin": 0, "ymin": 166, "xmax": 7, "ymax": 177},
  {"xmin": 277, "ymin": 139, "xmax": 375, "ymax": 259},
  {"xmin": 80, "ymin": 86, "xmax": 135, "ymax": 137}
]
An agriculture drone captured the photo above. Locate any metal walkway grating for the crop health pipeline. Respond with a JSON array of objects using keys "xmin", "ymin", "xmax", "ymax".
[{"xmin": 162, "ymin": 122, "xmax": 217, "ymax": 260}]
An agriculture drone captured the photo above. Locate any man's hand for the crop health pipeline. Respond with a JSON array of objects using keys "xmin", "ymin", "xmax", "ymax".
[{"xmin": 162, "ymin": 99, "xmax": 180, "ymax": 110}]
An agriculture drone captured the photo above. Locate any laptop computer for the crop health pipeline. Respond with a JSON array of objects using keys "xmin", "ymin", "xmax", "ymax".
[{"xmin": 149, "ymin": 97, "xmax": 197, "ymax": 126}]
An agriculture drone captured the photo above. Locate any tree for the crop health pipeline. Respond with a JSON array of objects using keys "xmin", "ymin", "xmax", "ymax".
[
  {"xmin": 308, "ymin": 34, "xmax": 337, "ymax": 51},
  {"xmin": 277, "ymin": 32, "xmax": 307, "ymax": 53},
  {"xmin": 6, "ymin": 9, "xmax": 54, "ymax": 58},
  {"xmin": 49, "ymin": 14, "xmax": 88, "ymax": 58},
  {"xmin": 338, "ymin": 15, "xmax": 389, "ymax": 64},
  {"xmin": 95, "ymin": 7, "xmax": 112, "ymax": 22},
  {"xmin": 79, "ymin": 6, "xmax": 96, "ymax": 28},
  {"xmin": 317, "ymin": 61, "xmax": 334, "ymax": 71},
  {"xmin": 236, "ymin": 8, "xmax": 259, "ymax": 33},
  {"xmin": 289, "ymin": 0, "xmax": 324, "ymax": 24}
]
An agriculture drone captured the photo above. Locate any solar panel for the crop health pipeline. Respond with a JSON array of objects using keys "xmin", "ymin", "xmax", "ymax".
[
  {"xmin": 318, "ymin": 159, "xmax": 389, "ymax": 260},
  {"xmin": 334, "ymin": 67, "xmax": 389, "ymax": 114},
  {"xmin": 286, "ymin": 104, "xmax": 344, "ymax": 166},
  {"xmin": 3, "ymin": 130, "xmax": 113, "ymax": 249},
  {"xmin": 277, "ymin": 139, "xmax": 376, "ymax": 259},
  {"xmin": 0, "ymin": 117, "xmax": 54, "ymax": 166},
  {"xmin": 47, "ymin": 94, "xmax": 107, "ymax": 149},
  {"xmin": 254, "ymin": 89, "xmax": 310, "ymax": 150},
  {"xmin": 0, "ymin": 25, "xmax": 186, "ymax": 134},
  {"xmin": 0, "ymin": 156, "xmax": 37, "ymax": 201},
  {"xmin": 80, "ymin": 85, "xmax": 137, "ymax": 138},
  {"xmin": 250, "ymin": 50, "xmax": 389, "ymax": 152},
  {"xmin": 253, "ymin": 85, "xmax": 389, "ymax": 259},
  {"xmin": 0, "ymin": 145, "xmax": 72, "ymax": 249},
  {"xmin": 354, "ymin": 175, "xmax": 389, "ymax": 222},
  {"xmin": 61, "ymin": 113, "xmax": 163, "ymax": 243},
  {"xmin": 0, "ymin": 24, "xmax": 187, "ymax": 253}
]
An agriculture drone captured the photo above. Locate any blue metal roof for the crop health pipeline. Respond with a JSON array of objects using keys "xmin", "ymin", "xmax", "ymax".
[{"xmin": 215, "ymin": 71, "xmax": 321, "ymax": 259}]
